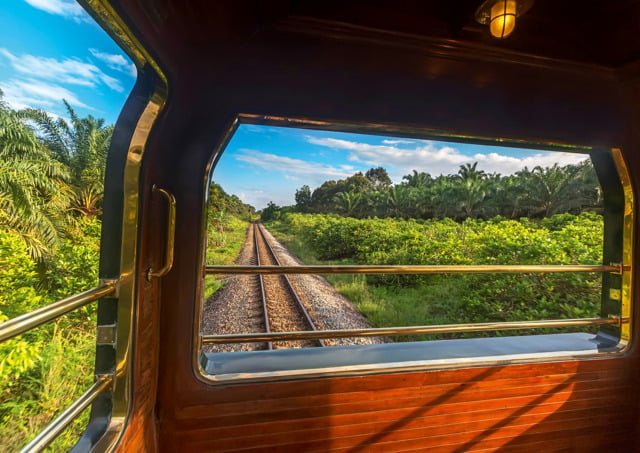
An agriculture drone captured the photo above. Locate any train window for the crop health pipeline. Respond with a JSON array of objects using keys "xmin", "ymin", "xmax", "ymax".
[
  {"xmin": 0, "ymin": 1, "xmax": 137, "ymax": 449},
  {"xmin": 197, "ymin": 118, "xmax": 632, "ymax": 382}
]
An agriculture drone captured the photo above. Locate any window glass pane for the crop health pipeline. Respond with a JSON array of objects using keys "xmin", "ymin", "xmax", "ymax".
[{"xmin": 202, "ymin": 124, "xmax": 609, "ymax": 361}]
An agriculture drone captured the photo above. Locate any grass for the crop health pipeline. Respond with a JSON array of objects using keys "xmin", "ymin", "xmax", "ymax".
[
  {"xmin": 267, "ymin": 221, "xmax": 472, "ymax": 341},
  {"xmin": 204, "ymin": 215, "xmax": 250, "ymax": 299},
  {"xmin": 0, "ymin": 323, "xmax": 95, "ymax": 452}
]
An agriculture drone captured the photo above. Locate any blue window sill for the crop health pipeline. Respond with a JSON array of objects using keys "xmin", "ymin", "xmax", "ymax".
[{"xmin": 201, "ymin": 332, "xmax": 621, "ymax": 382}]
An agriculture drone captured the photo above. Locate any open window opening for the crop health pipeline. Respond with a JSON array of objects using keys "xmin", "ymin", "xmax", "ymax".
[{"xmin": 198, "ymin": 117, "xmax": 632, "ymax": 382}]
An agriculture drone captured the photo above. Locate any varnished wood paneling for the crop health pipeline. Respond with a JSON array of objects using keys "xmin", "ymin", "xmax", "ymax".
[
  {"xmin": 115, "ymin": 196, "xmax": 164, "ymax": 453},
  {"xmin": 154, "ymin": 357, "xmax": 634, "ymax": 452},
  {"xmin": 98, "ymin": 1, "xmax": 640, "ymax": 451}
]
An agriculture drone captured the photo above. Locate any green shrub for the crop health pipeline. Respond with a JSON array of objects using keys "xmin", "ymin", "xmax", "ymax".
[
  {"xmin": 0, "ymin": 218, "xmax": 101, "ymax": 452},
  {"xmin": 273, "ymin": 212, "xmax": 604, "ymax": 336}
]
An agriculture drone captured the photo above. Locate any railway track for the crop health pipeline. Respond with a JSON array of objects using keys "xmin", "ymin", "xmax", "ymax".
[
  {"xmin": 254, "ymin": 223, "xmax": 325, "ymax": 349},
  {"xmin": 203, "ymin": 222, "xmax": 381, "ymax": 353}
]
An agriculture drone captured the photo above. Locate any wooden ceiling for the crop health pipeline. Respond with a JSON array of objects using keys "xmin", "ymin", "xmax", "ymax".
[{"xmin": 111, "ymin": 0, "xmax": 640, "ymax": 70}]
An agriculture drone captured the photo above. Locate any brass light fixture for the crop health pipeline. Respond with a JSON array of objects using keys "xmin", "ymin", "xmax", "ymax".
[{"xmin": 475, "ymin": 0, "xmax": 534, "ymax": 38}]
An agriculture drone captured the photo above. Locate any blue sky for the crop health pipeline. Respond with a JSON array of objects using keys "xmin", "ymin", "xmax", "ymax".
[
  {"xmin": 0, "ymin": 0, "xmax": 135, "ymax": 123},
  {"xmin": 214, "ymin": 125, "xmax": 588, "ymax": 209},
  {"xmin": 3, "ymin": 1, "xmax": 588, "ymax": 210}
]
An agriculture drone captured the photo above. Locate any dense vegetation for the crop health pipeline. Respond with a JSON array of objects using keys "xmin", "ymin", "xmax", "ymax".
[
  {"xmin": 270, "ymin": 212, "xmax": 603, "ymax": 340},
  {"xmin": 263, "ymin": 152, "xmax": 604, "ymax": 340},
  {"xmin": 265, "ymin": 160, "xmax": 600, "ymax": 221},
  {"xmin": 205, "ymin": 183, "xmax": 254, "ymax": 297},
  {"xmin": 0, "ymin": 91, "xmax": 115, "ymax": 451}
]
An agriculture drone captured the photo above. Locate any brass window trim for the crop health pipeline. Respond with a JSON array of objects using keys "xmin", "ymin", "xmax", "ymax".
[
  {"xmin": 205, "ymin": 264, "xmax": 624, "ymax": 275},
  {"xmin": 198, "ymin": 117, "xmax": 634, "ymax": 385}
]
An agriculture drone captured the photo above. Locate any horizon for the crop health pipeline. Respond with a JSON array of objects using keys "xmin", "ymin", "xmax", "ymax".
[{"xmin": 212, "ymin": 124, "xmax": 589, "ymax": 210}]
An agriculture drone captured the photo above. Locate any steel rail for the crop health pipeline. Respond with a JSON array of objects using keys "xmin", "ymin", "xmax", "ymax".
[
  {"xmin": 254, "ymin": 224, "xmax": 273, "ymax": 350},
  {"xmin": 0, "ymin": 281, "xmax": 117, "ymax": 343},
  {"xmin": 206, "ymin": 264, "xmax": 625, "ymax": 275},
  {"xmin": 202, "ymin": 317, "xmax": 621, "ymax": 344},
  {"xmin": 256, "ymin": 224, "xmax": 325, "ymax": 347},
  {"xmin": 20, "ymin": 375, "xmax": 113, "ymax": 453}
]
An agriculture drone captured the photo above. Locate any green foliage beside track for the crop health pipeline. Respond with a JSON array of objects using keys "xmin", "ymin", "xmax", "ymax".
[
  {"xmin": 204, "ymin": 182, "xmax": 255, "ymax": 299},
  {"xmin": 0, "ymin": 218, "xmax": 100, "ymax": 452},
  {"xmin": 270, "ymin": 212, "xmax": 603, "ymax": 340},
  {"xmin": 204, "ymin": 214, "xmax": 251, "ymax": 299},
  {"xmin": 289, "ymin": 160, "xmax": 600, "ymax": 221}
]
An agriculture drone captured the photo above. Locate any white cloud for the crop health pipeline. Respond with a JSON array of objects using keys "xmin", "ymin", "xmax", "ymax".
[
  {"xmin": 89, "ymin": 49, "xmax": 137, "ymax": 77},
  {"xmin": 23, "ymin": 0, "xmax": 91, "ymax": 22},
  {"xmin": 0, "ymin": 49, "xmax": 123, "ymax": 92},
  {"xmin": 307, "ymin": 136, "xmax": 586, "ymax": 179},
  {"xmin": 472, "ymin": 152, "xmax": 585, "ymax": 174},
  {"xmin": 307, "ymin": 137, "xmax": 467, "ymax": 173},
  {"xmin": 0, "ymin": 78, "xmax": 91, "ymax": 110},
  {"xmin": 235, "ymin": 149, "xmax": 354, "ymax": 182},
  {"xmin": 382, "ymin": 139, "xmax": 417, "ymax": 145}
]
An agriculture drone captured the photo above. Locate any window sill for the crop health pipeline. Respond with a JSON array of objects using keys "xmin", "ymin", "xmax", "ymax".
[{"xmin": 200, "ymin": 332, "xmax": 622, "ymax": 383}]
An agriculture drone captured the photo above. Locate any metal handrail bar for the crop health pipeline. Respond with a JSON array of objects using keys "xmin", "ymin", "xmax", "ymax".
[
  {"xmin": 201, "ymin": 317, "xmax": 621, "ymax": 344},
  {"xmin": 205, "ymin": 264, "xmax": 625, "ymax": 275},
  {"xmin": 20, "ymin": 375, "xmax": 113, "ymax": 453},
  {"xmin": 0, "ymin": 281, "xmax": 117, "ymax": 343}
]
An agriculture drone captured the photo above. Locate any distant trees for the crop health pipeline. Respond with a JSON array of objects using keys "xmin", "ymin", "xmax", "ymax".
[
  {"xmin": 365, "ymin": 167, "xmax": 392, "ymax": 190},
  {"xmin": 208, "ymin": 182, "xmax": 255, "ymax": 220},
  {"xmin": 294, "ymin": 185, "xmax": 312, "ymax": 213},
  {"xmin": 292, "ymin": 161, "xmax": 601, "ymax": 221}
]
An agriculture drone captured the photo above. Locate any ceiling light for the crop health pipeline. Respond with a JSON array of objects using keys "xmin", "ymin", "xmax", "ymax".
[{"xmin": 475, "ymin": 0, "xmax": 534, "ymax": 39}]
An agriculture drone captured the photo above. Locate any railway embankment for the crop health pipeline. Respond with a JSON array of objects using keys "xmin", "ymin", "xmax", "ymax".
[{"xmin": 201, "ymin": 224, "xmax": 383, "ymax": 353}]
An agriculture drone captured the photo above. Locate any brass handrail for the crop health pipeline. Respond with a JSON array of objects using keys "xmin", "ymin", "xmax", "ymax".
[
  {"xmin": 20, "ymin": 375, "xmax": 113, "ymax": 453},
  {"xmin": 0, "ymin": 281, "xmax": 117, "ymax": 343},
  {"xmin": 147, "ymin": 185, "xmax": 176, "ymax": 280},
  {"xmin": 206, "ymin": 264, "xmax": 625, "ymax": 275},
  {"xmin": 201, "ymin": 317, "xmax": 621, "ymax": 344}
]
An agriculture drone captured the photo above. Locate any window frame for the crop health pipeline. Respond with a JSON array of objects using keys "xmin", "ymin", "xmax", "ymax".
[{"xmin": 194, "ymin": 115, "xmax": 634, "ymax": 384}]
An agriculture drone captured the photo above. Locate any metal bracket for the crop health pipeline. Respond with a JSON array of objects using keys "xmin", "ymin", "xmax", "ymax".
[
  {"xmin": 95, "ymin": 373, "xmax": 116, "ymax": 391},
  {"xmin": 607, "ymin": 314, "xmax": 626, "ymax": 327},
  {"xmin": 609, "ymin": 262, "xmax": 624, "ymax": 275},
  {"xmin": 96, "ymin": 324, "xmax": 117, "ymax": 345},
  {"xmin": 99, "ymin": 278, "xmax": 120, "ymax": 298}
]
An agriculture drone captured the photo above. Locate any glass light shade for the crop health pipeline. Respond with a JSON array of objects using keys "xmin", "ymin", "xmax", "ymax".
[{"xmin": 489, "ymin": 0, "xmax": 517, "ymax": 38}]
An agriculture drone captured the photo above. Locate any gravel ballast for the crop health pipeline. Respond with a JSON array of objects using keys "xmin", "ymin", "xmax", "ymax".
[{"xmin": 201, "ymin": 224, "xmax": 385, "ymax": 353}]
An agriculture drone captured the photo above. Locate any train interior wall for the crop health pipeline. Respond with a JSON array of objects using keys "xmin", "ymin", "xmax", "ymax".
[{"xmin": 110, "ymin": 15, "xmax": 640, "ymax": 453}]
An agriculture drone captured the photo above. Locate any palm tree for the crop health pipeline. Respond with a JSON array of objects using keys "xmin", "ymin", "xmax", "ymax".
[
  {"xmin": 517, "ymin": 163, "xmax": 596, "ymax": 217},
  {"xmin": 21, "ymin": 102, "xmax": 113, "ymax": 217},
  {"xmin": 385, "ymin": 185, "xmax": 411, "ymax": 218},
  {"xmin": 454, "ymin": 162, "xmax": 488, "ymax": 219},
  {"xmin": 0, "ymin": 92, "xmax": 71, "ymax": 258},
  {"xmin": 334, "ymin": 191, "xmax": 362, "ymax": 217},
  {"xmin": 402, "ymin": 170, "xmax": 432, "ymax": 188}
]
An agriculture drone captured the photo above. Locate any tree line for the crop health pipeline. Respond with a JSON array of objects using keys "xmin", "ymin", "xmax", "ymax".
[{"xmin": 275, "ymin": 160, "xmax": 601, "ymax": 221}]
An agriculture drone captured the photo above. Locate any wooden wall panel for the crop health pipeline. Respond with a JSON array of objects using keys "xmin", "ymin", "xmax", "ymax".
[
  {"xmin": 155, "ymin": 357, "xmax": 634, "ymax": 452},
  {"xmin": 115, "ymin": 192, "xmax": 164, "ymax": 453}
]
